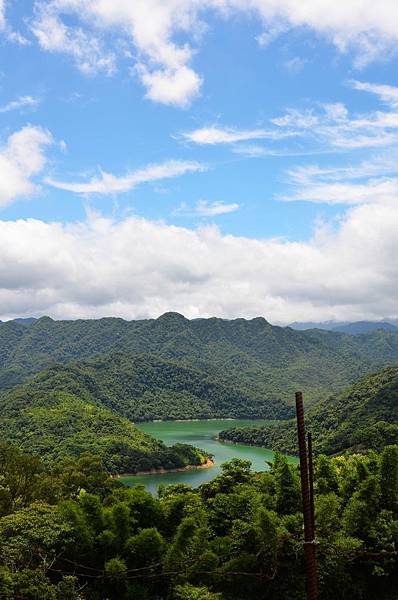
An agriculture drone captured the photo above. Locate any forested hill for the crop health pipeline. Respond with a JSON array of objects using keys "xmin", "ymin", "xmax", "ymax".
[
  {"xmin": 2, "ymin": 312, "xmax": 398, "ymax": 405},
  {"xmin": 0, "ymin": 361, "xmax": 211, "ymax": 474},
  {"xmin": 220, "ymin": 365, "xmax": 398, "ymax": 454},
  {"xmin": 2, "ymin": 353, "xmax": 292, "ymax": 421}
]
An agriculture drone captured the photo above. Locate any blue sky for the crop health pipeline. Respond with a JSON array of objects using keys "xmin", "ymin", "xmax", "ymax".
[{"xmin": 1, "ymin": 1, "xmax": 398, "ymax": 323}]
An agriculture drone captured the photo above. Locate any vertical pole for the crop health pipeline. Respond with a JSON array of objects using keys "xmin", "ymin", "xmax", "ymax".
[
  {"xmin": 308, "ymin": 432, "xmax": 316, "ymax": 537},
  {"xmin": 295, "ymin": 392, "xmax": 318, "ymax": 600}
]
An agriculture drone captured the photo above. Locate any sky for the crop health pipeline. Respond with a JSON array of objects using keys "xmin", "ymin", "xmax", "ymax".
[{"xmin": 1, "ymin": 0, "xmax": 398, "ymax": 323}]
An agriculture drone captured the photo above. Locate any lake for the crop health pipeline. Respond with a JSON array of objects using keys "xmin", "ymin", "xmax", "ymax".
[{"xmin": 121, "ymin": 419, "xmax": 296, "ymax": 493}]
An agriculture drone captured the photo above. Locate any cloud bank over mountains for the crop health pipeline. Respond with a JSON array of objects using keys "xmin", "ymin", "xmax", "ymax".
[
  {"xmin": 1, "ymin": 198, "xmax": 397, "ymax": 323},
  {"xmin": 1, "ymin": 2, "xmax": 398, "ymax": 322}
]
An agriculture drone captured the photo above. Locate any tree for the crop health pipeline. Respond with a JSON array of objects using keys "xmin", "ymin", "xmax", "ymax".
[
  {"xmin": 173, "ymin": 583, "xmax": 222, "ymax": 599},
  {"xmin": 125, "ymin": 528, "xmax": 164, "ymax": 568},
  {"xmin": 274, "ymin": 458, "xmax": 300, "ymax": 515},
  {"xmin": 379, "ymin": 445, "xmax": 398, "ymax": 513},
  {"xmin": 0, "ymin": 502, "xmax": 73, "ymax": 571}
]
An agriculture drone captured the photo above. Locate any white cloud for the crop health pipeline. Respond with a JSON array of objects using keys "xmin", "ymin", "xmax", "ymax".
[
  {"xmin": 0, "ymin": 0, "xmax": 29, "ymax": 43},
  {"xmin": 0, "ymin": 95, "xmax": 39, "ymax": 113},
  {"xmin": 30, "ymin": 1, "xmax": 398, "ymax": 107},
  {"xmin": 31, "ymin": 0, "xmax": 202, "ymax": 105},
  {"xmin": 272, "ymin": 100, "xmax": 398, "ymax": 150},
  {"xmin": 46, "ymin": 160, "xmax": 205, "ymax": 194},
  {"xmin": 136, "ymin": 64, "xmax": 202, "ymax": 107},
  {"xmin": 185, "ymin": 82, "xmax": 398, "ymax": 153},
  {"xmin": 0, "ymin": 126, "xmax": 53, "ymax": 207},
  {"xmin": 350, "ymin": 80, "xmax": 398, "ymax": 108},
  {"xmin": 175, "ymin": 200, "xmax": 240, "ymax": 216},
  {"xmin": 1, "ymin": 200, "xmax": 398, "ymax": 323},
  {"xmin": 283, "ymin": 177, "xmax": 398, "ymax": 205},
  {"xmin": 31, "ymin": 7, "xmax": 116, "ymax": 76},
  {"xmin": 182, "ymin": 125, "xmax": 291, "ymax": 145},
  {"xmin": 282, "ymin": 152, "xmax": 398, "ymax": 204},
  {"xmin": 0, "ymin": 0, "xmax": 5, "ymax": 30}
]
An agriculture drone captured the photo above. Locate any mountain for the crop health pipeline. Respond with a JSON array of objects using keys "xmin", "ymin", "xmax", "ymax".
[
  {"xmin": 332, "ymin": 321, "xmax": 398, "ymax": 334},
  {"xmin": 2, "ymin": 313, "xmax": 398, "ymax": 408},
  {"xmin": 290, "ymin": 319, "xmax": 398, "ymax": 333},
  {"xmin": 4, "ymin": 352, "xmax": 292, "ymax": 421},
  {"xmin": 220, "ymin": 365, "xmax": 398, "ymax": 454},
  {"xmin": 288, "ymin": 320, "xmax": 347, "ymax": 331},
  {"xmin": 0, "ymin": 363, "xmax": 209, "ymax": 474},
  {"xmin": 11, "ymin": 317, "xmax": 37, "ymax": 326}
]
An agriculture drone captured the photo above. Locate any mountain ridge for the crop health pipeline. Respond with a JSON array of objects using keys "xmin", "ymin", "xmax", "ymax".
[{"xmin": 2, "ymin": 313, "xmax": 398, "ymax": 406}]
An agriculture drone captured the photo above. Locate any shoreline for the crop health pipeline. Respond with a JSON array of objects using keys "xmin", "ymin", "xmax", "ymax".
[
  {"xmin": 217, "ymin": 436, "xmax": 299, "ymax": 460},
  {"xmin": 114, "ymin": 457, "xmax": 215, "ymax": 479}
]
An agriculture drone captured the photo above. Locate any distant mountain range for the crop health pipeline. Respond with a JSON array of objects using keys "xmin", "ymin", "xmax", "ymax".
[
  {"xmin": 2, "ymin": 313, "xmax": 398, "ymax": 408},
  {"xmin": 289, "ymin": 319, "xmax": 398, "ymax": 334}
]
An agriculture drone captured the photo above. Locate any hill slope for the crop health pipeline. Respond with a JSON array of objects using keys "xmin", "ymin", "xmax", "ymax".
[
  {"xmin": 10, "ymin": 353, "xmax": 292, "ymax": 421},
  {"xmin": 332, "ymin": 321, "xmax": 398, "ymax": 334},
  {"xmin": 220, "ymin": 366, "xmax": 398, "ymax": 454},
  {"xmin": 0, "ymin": 364, "xmax": 209, "ymax": 474},
  {"xmin": 2, "ymin": 313, "xmax": 398, "ymax": 408}
]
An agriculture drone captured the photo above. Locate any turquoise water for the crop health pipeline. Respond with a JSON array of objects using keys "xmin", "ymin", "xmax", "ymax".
[{"xmin": 121, "ymin": 419, "xmax": 296, "ymax": 493}]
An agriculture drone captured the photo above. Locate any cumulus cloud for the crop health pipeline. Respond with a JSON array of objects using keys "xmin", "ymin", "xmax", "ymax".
[
  {"xmin": 0, "ymin": 95, "xmax": 39, "ymax": 113},
  {"xmin": 174, "ymin": 200, "xmax": 240, "ymax": 216},
  {"xmin": 1, "ymin": 202, "xmax": 398, "ymax": 323},
  {"xmin": 31, "ymin": 0, "xmax": 202, "ymax": 105},
  {"xmin": 46, "ymin": 160, "xmax": 205, "ymax": 194},
  {"xmin": 29, "ymin": 1, "xmax": 398, "ymax": 107},
  {"xmin": 0, "ymin": 126, "xmax": 53, "ymax": 207}
]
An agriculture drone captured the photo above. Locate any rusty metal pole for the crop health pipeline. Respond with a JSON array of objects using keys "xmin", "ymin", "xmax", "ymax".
[
  {"xmin": 295, "ymin": 392, "xmax": 318, "ymax": 600},
  {"xmin": 308, "ymin": 432, "xmax": 316, "ymax": 537}
]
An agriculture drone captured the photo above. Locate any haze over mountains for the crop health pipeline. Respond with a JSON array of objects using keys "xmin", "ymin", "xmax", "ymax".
[{"xmin": 289, "ymin": 320, "xmax": 398, "ymax": 333}]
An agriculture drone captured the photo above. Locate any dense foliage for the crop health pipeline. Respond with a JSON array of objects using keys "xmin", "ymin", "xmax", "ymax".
[
  {"xmin": 220, "ymin": 366, "xmax": 398, "ymax": 454},
  {"xmin": 2, "ymin": 313, "xmax": 398, "ymax": 408},
  {"xmin": 40, "ymin": 353, "xmax": 292, "ymax": 420},
  {"xmin": 0, "ymin": 368, "xmax": 209, "ymax": 475},
  {"xmin": 0, "ymin": 444, "xmax": 397, "ymax": 599}
]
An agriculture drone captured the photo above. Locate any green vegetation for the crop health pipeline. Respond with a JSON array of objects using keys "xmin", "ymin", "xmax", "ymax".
[
  {"xmin": 2, "ymin": 313, "xmax": 398, "ymax": 409},
  {"xmin": 54, "ymin": 352, "xmax": 292, "ymax": 420},
  {"xmin": 1, "ymin": 313, "xmax": 398, "ymax": 475},
  {"xmin": 0, "ymin": 444, "xmax": 397, "ymax": 599},
  {"xmin": 0, "ymin": 366, "xmax": 209, "ymax": 474},
  {"xmin": 220, "ymin": 365, "xmax": 398, "ymax": 454}
]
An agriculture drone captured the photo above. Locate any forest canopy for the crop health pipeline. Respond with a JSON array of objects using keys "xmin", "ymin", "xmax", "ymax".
[{"xmin": 0, "ymin": 443, "xmax": 396, "ymax": 599}]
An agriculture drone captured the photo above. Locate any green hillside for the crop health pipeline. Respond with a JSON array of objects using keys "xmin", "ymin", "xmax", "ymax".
[
  {"xmin": 220, "ymin": 365, "xmax": 398, "ymax": 454},
  {"xmin": 2, "ymin": 313, "xmax": 398, "ymax": 407},
  {"xmin": 0, "ymin": 366, "xmax": 209, "ymax": 474},
  {"xmin": 65, "ymin": 352, "xmax": 292, "ymax": 420}
]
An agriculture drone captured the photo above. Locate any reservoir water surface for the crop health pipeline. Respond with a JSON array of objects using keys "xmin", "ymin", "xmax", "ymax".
[{"xmin": 121, "ymin": 419, "xmax": 296, "ymax": 493}]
